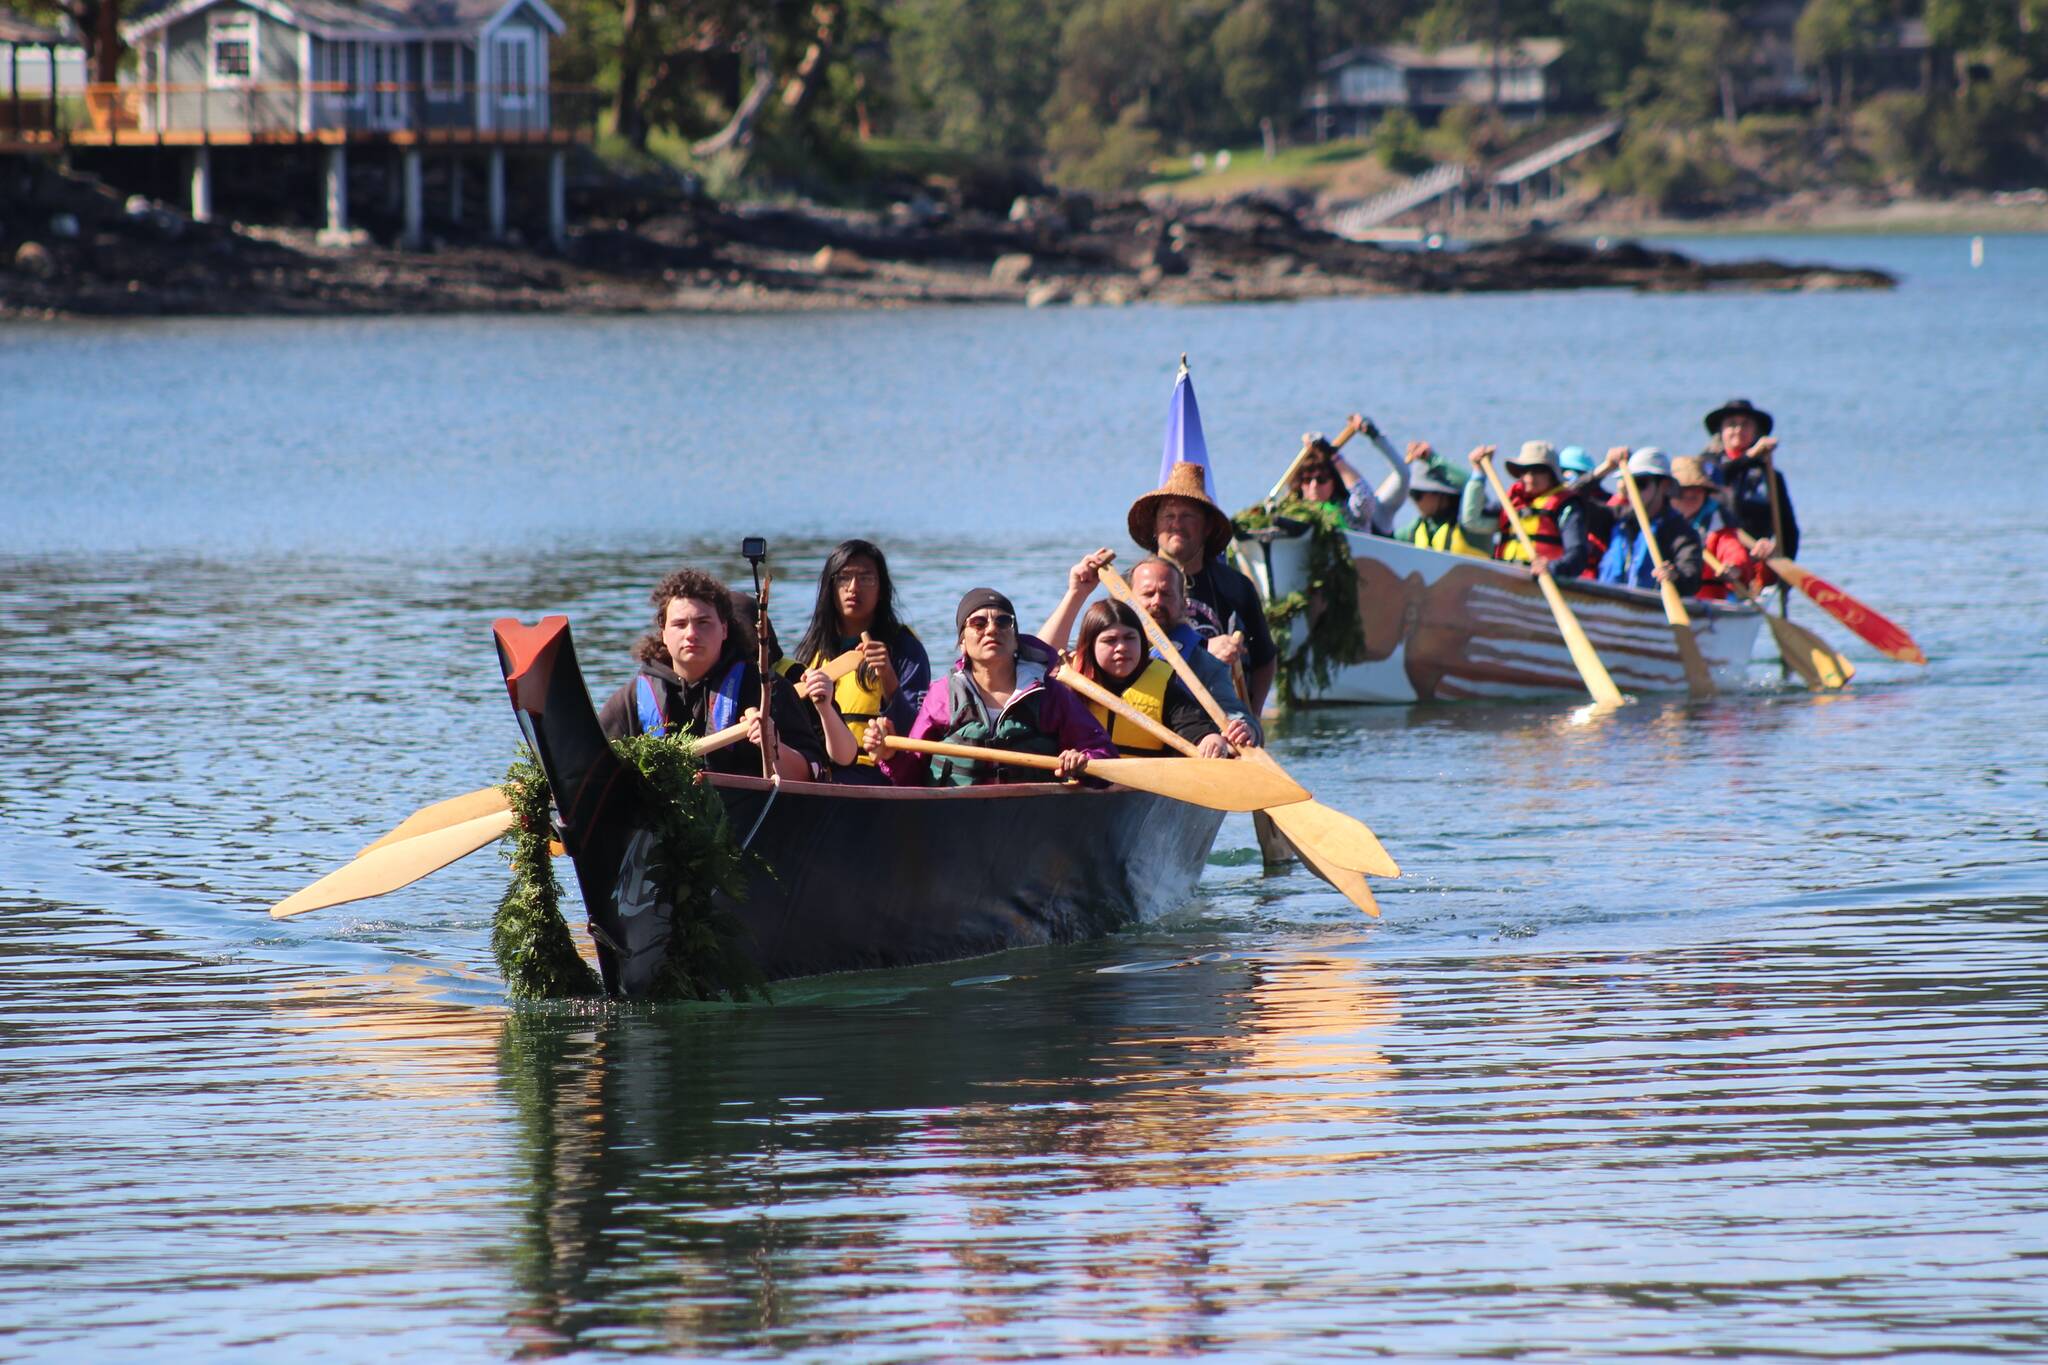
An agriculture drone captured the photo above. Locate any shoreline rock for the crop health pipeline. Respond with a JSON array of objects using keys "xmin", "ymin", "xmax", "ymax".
[{"xmin": 0, "ymin": 165, "xmax": 1896, "ymax": 322}]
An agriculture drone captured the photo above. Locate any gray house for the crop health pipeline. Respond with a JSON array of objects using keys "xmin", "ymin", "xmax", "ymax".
[
  {"xmin": 1303, "ymin": 41, "xmax": 1567, "ymax": 139},
  {"xmin": 86, "ymin": 0, "xmax": 583, "ymax": 243},
  {"xmin": 118, "ymin": 0, "xmax": 565, "ymax": 137}
]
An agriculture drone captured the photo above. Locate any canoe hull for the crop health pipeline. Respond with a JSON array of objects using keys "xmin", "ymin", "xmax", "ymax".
[
  {"xmin": 1244, "ymin": 529, "xmax": 1767, "ymax": 704},
  {"xmin": 498, "ymin": 615, "xmax": 1226, "ymax": 995},
  {"xmin": 710, "ymin": 777, "xmax": 1225, "ymax": 982}
]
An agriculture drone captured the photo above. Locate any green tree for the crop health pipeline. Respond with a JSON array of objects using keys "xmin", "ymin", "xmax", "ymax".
[
  {"xmin": 1796, "ymin": 0, "xmax": 1889, "ymax": 112},
  {"xmin": 1212, "ymin": 0, "xmax": 1293, "ymax": 133},
  {"xmin": 892, "ymin": 0, "xmax": 1068, "ymax": 155}
]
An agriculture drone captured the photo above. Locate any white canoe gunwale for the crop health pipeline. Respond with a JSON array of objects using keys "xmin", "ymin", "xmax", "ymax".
[{"xmin": 1242, "ymin": 526, "xmax": 1769, "ymax": 705}]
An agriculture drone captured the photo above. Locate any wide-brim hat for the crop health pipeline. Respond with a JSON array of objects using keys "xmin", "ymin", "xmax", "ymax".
[
  {"xmin": 1409, "ymin": 470, "xmax": 1461, "ymax": 498},
  {"xmin": 1506, "ymin": 440, "xmax": 1560, "ymax": 477},
  {"xmin": 1129, "ymin": 461, "xmax": 1234, "ymax": 559},
  {"xmin": 1670, "ymin": 454, "xmax": 1719, "ymax": 489},
  {"xmin": 1703, "ymin": 398, "xmax": 1774, "ymax": 437}
]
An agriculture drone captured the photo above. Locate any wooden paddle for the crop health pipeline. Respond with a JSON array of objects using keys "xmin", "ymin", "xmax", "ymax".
[
  {"xmin": 1701, "ymin": 544, "xmax": 1851, "ymax": 689},
  {"xmin": 1054, "ymin": 661, "xmax": 1397, "ymax": 882},
  {"xmin": 878, "ymin": 736, "xmax": 1308, "ymax": 813},
  {"xmin": 1734, "ymin": 531, "xmax": 1926, "ymax": 664},
  {"xmin": 1265, "ymin": 414, "xmax": 1363, "ymax": 505},
  {"xmin": 352, "ymin": 647, "xmax": 867, "ymax": 859},
  {"xmin": 1473, "ymin": 451, "xmax": 1627, "ymax": 709},
  {"xmin": 277, "ymin": 714, "xmax": 769, "ymax": 920},
  {"xmin": 1617, "ymin": 462, "xmax": 1716, "ymax": 700},
  {"xmin": 1094, "ymin": 566, "xmax": 1399, "ymax": 882}
]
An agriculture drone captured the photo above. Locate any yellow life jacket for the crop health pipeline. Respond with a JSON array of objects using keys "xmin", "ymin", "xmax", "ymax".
[
  {"xmin": 1496, "ymin": 488, "xmax": 1570, "ymax": 564},
  {"xmin": 1083, "ymin": 659, "xmax": 1174, "ymax": 755},
  {"xmin": 1408, "ymin": 517, "xmax": 1486, "ymax": 559},
  {"xmin": 809, "ymin": 632, "xmax": 912, "ymax": 766}
]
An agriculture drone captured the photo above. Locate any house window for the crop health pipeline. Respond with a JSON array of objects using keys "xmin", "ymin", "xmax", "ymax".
[
  {"xmin": 493, "ymin": 30, "xmax": 533, "ymax": 108},
  {"xmin": 209, "ymin": 11, "xmax": 257, "ymax": 87},
  {"xmin": 317, "ymin": 39, "xmax": 360, "ymax": 107},
  {"xmin": 425, "ymin": 39, "xmax": 461, "ymax": 100}
]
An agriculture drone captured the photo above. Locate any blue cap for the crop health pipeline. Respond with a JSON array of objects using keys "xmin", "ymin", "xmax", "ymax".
[{"xmin": 1558, "ymin": 445, "xmax": 1594, "ymax": 476}]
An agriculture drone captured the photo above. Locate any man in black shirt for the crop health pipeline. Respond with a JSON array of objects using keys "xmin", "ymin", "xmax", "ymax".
[
  {"xmin": 1127, "ymin": 461, "xmax": 1278, "ymax": 714},
  {"xmin": 597, "ymin": 567, "xmax": 825, "ymax": 780}
]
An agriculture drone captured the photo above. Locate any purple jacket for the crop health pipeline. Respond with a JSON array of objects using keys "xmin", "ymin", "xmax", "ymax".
[{"xmin": 876, "ymin": 634, "xmax": 1115, "ymax": 786}]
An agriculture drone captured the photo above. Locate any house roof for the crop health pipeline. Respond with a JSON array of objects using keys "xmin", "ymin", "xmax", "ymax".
[
  {"xmin": 123, "ymin": 0, "xmax": 562, "ymax": 41},
  {"xmin": 1318, "ymin": 39, "xmax": 1567, "ymax": 76},
  {"xmin": 0, "ymin": 4, "xmax": 68, "ymax": 44}
]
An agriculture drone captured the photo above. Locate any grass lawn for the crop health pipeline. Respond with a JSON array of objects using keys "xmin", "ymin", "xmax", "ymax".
[{"xmin": 1147, "ymin": 138, "xmax": 1381, "ymax": 200}]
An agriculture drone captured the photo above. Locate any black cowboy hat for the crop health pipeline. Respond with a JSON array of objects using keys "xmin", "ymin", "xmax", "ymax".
[{"xmin": 1703, "ymin": 398, "xmax": 1774, "ymax": 437}]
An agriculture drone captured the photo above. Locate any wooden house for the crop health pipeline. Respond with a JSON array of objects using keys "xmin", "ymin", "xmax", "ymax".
[
  {"xmin": 56, "ymin": 0, "xmax": 590, "ymax": 244},
  {"xmin": 1302, "ymin": 41, "xmax": 1568, "ymax": 139}
]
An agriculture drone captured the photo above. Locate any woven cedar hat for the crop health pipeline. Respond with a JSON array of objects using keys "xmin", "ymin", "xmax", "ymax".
[
  {"xmin": 1128, "ymin": 461, "xmax": 1234, "ymax": 560},
  {"xmin": 1703, "ymin": 398, "xmax": 1774, "ymax": 437}
]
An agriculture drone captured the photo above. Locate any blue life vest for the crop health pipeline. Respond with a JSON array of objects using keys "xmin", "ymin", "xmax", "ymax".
[{"xmin": 636, "ymin": 664, "xmax": 748, "ymax": 738}]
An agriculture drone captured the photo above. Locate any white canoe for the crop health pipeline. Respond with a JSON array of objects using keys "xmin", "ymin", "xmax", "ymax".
[{"xmin": 1241, "ymin": 527, "xmax": 1768, "ymax": 705}]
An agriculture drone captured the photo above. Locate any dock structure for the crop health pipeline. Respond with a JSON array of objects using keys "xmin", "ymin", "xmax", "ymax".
[
  {"xmin": 5, "ymin": 0, "xmax": 595, "ymax": 247},
  {"xmin": 1320, "ymin": 118, "xmax": 1624, "ymax": 239}
]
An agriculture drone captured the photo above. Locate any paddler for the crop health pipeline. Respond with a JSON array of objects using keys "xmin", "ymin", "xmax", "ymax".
[
  {"xmin": 1071, "ymin": 599, "xmax": 1246, "ymax": 758},
  {"xmin": 1701, "ymin": 397, "xmax": 1800, "ymax": 560},
  {"xmin": 1287, "ymin": 424, "xmax": 1411, "ymax": 533},
  {"xmin": 1128, "ymin": 462, "xmax": 1279, "ymax": 714},
  {"xmin": 1126, "ymin": 556, "xmax": 1263, "ymax": 745},
  {"xmin": 1477, "ymin": 440, "xmax": 1592, "ymax": 579},
  {"xmin": 1670, "ymin": 454, "xmax": 1770, "ymax": 601},
  {"xmin": 1558, "ymin": 445, "xmax": 1616, "ymax": 563},
  {"xmin": 598, "ymin": 567, "xmax": 830, "ymax": 780},
  {"xmin": 1595, "ymin": 448, "xmax": 1705, "ymax": 595},
  {"xmin": 863, "ymin": 589, "xmax": 1113, "ymax": 787},
  {"xmin": 788, "ymin": 539, "xmax": 931, "ymax": 782}
]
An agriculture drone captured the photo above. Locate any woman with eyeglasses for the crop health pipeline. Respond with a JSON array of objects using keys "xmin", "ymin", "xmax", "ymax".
[
  {"xmin": 1288, "ymin": 428, "xmax": 1410, "ymax": 533},
  {"xmin": 1071, "ymin": 599, "xmax": 1240, "ymax": 759},
  {"xmin": 790, "ymin": 539, "xmax": 931, "ymax": 781},
  {"xmin": 863, "ymin": 588, "xmax": 1113, "ymax": 787}
]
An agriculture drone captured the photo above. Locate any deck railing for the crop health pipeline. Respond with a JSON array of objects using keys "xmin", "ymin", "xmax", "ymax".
[{"xmin": 71, "ymin": 81, "xmax": 600, "ymax": 144}]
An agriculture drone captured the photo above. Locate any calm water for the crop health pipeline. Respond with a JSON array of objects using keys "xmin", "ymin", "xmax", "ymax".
[{"xmin": 4, "ymin": 235, "xmax": 2047, "ymax": 1359}]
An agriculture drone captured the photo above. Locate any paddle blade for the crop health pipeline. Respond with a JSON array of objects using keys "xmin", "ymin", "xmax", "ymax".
[
  {"xmin": 1265, "ymin": 799, "xmax": 1400, "ymax": 879},
  {"xmin": 1091, "ymin": 754, "xmax": 1309, "ymax": 813},
  {"xmin": 1535, "ymin": 571, "xmax": 1628, "ymax": 708},
  {"xmin": 1289, "ymin": 831, "xmax": 1381, "ymax": 918},
  {"xmin": 271, "ymin": 809, "xmax": 516, "ymax": 919},
  {"xmin": 1672, "ymin": 623, "xmax": 1718, "ymax": 700},
  {"xmin": 1769, "ymin": 557, "xmax": 1925, "ymax": 664},
  {"xmin": 1766, "ymin": 613, "xmax": 1854, "ymax": 689},
  {"xmin": 358, "ymin": 786, "xmax": 511, "ymax": 857}
]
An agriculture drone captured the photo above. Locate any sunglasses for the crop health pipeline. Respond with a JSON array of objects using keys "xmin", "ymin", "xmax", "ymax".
[{"xmin": 964, "ymin": 612, "xmax": 1016, "ymax": 633}]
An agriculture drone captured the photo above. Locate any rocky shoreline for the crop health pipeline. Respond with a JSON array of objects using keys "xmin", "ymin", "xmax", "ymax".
[{"xmin": 1, "ymin": 163, "xmax": 1896, "ymax": 321}]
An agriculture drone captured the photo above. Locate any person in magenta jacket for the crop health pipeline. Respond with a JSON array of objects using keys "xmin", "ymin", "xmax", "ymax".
[{"xmin": 862, "ymin": 588, "xmax": 1114, "ymax": 787}]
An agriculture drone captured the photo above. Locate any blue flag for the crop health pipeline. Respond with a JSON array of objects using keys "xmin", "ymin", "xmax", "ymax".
[{"xmin": 1159, "ymin": 357, "xmax": 1220, "ymax": 509}]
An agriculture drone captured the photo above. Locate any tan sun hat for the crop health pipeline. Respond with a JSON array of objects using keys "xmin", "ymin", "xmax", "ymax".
[
  {"xmin": 1670, "ymin": 455, "xmax": 1720, "ymax": 489},
  {"xmin": 1506, "ymin": 440, "xmax": 1560, "ymax": 476},
  {"xmin": 1128, "ymin": 461, "xmax": 1234, "ymax": 559}
]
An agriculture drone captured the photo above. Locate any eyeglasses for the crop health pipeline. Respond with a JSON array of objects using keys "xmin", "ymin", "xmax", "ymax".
[
  {"xmin": 1302, "ymin": 471, "xmax": 1338, "ymax": 486},
  {"xmin": 833, "ymin": 570, "xmax": 878, "ymax": 588},
  {"xmin": 964, "ymin": 612, "xmax": 1015, "ymax": 634}
]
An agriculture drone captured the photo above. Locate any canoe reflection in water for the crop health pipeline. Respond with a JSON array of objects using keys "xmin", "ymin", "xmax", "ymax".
[{"xmin": 494, "ymin": 948, "xmax": 1398, "ymax": 1355}]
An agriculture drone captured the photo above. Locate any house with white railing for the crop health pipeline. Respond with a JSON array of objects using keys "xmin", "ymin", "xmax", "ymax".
[{"xmin": 55, "ymin": 0, "xmax": 594, "ymax": 244}]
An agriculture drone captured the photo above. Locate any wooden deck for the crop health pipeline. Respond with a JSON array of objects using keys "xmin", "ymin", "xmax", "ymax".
[{"xmin": 62, "ymin": 126, "xmax": 590, "ymax": 148}]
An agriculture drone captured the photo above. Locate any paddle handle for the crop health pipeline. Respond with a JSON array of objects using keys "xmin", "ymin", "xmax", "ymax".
[
  {"xmin": 696, "ymin": 718, "xmax": 752, "ymax": 755},
  {"xmin": 1701, "ymin": 545, "xmax": 1764, "ymax": 608},
  {"xmin": 1617, "ymin": 463, "xmax": 1692, "ymax": 627},
  {"xmin": 1054, "ymin": 663, "xmax": 1203, "ymax": 758},
  {"xmin": 1474, "ymin": 452, "xmax": 1544, "ymax": 566},
  {"xmin": 882, "ymin": 735, "xmax": 1063, "ymax": 773},
  {"xmin": 1265, "ymin": 414, "xmax": 1363, "ymax": 505},
  {"xmin": 1098, "ymin": 564, "xmax": 1238, "ymax": 737},
  {"xmin": 1477, "ymin": 452, "xmax": 1626, "ymax": 709}
]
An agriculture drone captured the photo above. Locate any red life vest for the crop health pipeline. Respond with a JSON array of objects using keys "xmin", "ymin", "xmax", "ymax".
[{"xmin": 1494, "ymin": 484, "xmax": 1572, "ymax": 564}]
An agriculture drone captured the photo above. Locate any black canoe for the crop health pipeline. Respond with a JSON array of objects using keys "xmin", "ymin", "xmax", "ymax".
[{"xmin": 495, "ymin": 615, "xmax": 1226, "ymax": 998}]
